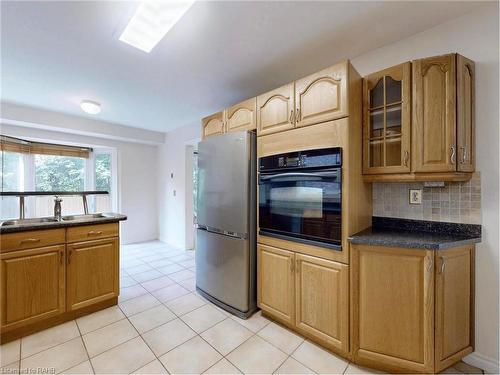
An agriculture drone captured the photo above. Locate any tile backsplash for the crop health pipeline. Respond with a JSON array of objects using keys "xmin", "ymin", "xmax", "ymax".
[{"xmin": 372, "ymin": 172, "xmax": 481, "ymax": 224}]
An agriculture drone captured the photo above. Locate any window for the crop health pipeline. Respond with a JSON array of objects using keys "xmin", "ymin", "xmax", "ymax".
[
  {"xmin": 0, "ymin": 144, "xmax": 116, "ymax": 220},
  {"xmin": 0, "ymin": 151, "xmax": 24, "ymax": 219},
  {"xmin": 35, "ymin": 154, "xmax": 85, "ymax": 191},
  {"xmin": 34, "ymin": 154, "xmax": 86, "ymax": 217},
  {"xmin": 94, "ymin": 153, "xmax": 112, "ymax": 212}
]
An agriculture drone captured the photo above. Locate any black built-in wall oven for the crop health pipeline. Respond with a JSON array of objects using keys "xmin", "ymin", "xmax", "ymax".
[{"xmin": 258, "ymin": 147, "xmax": 342, "ymax": 250}]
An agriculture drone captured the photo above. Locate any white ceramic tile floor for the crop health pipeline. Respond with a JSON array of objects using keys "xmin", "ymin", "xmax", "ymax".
[{"xmin": 1, "ymin": 241, "xmax": 485, "ymax": 375}]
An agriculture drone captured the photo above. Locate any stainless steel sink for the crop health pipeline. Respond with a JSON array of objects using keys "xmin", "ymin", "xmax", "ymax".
[
  {"xmin": 1, "ymin": 217, "xmax": 58, "ymax": 226},
  {"xmin": 62, "ymin": 213, "xmax": 106, "ymax": 221}
]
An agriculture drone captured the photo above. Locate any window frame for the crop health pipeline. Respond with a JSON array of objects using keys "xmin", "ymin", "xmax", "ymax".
[{"xmin": 1, "ymin": 147, "xmax": 118, "ymax": 219}]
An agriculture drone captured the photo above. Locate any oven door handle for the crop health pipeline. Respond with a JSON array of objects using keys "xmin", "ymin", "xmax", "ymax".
[{"xmin": 259, "ymin": 171, "xmax": 340, "ymax": 181}]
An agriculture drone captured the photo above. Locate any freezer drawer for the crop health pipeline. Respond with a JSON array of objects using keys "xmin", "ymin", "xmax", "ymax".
[{"xmin": 196, "ymin": 228, "xmax": 252, "ymax": 312}]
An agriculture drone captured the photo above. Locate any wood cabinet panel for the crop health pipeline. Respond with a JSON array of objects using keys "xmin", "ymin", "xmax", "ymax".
[
  {"xmin": 295, "ymin": 62, "xmax": 348, "ymax": 128},
  {"xmin": 353, "ymin": 245, "xmax": 434, "ymax": 373},
  {"xmin": 413, "ymin": 54, "xmax": 456, "ymax": 173},
  {"xmin": 295, "ymin": 253, "xmax": 349, "ymax": 354},
  {"xmin": 257, "ymin": 83, "xmax": 295, "ymax": 136},
  {"xmin": 456, "ymin": 55, "xmax": 475, "ymax": 172},
  {"xmin": 226, "ymin": 98, "xmax": 256, "ymax": 132},
  {"xmin": 66, "ymin": 223, "xmax": 118, "ymax": 243},
  {"xmin": 1, "ymin": 245, "xmax": 65, "ymax": 331},
  {"xmin": 257, "ymin": 244, "xmax": 295, "ymax": 325},
  {"xmin": 202, "ymin": 111, "xmax": 226, "ymax": 139},
  {"xmin": 67, "ymin": 238, "xmax": 119, "ymax": 311},
  {"xmin": 1, "ymin": 229, "xmax": 65, "ymax": 253},
  {"xmin": 435, "ymin": 246, "xmax": 474, "ymax": 371},
  {"xmin": 363, "ymin": 62, "xmax": 411, "ymax": 174}
]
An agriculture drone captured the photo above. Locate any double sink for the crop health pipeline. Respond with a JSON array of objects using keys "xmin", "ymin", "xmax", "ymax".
[{"xmin": 1, "ymin": 213, "xmax": 108, "ymax": 226}]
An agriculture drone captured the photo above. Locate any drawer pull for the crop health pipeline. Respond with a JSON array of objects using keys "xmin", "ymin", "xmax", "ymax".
[
  {"xmin": 19, "ymin": 238, "xmax": 40, "ymax": 244},
  {"xmin": 87, "ymin": 230, "xmax": 103, "ymax": 236}
]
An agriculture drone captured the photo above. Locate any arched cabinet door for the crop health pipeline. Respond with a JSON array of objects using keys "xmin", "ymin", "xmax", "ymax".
[
  {"xmin": 226, "ymin": 98, "xmax": 256, "ymax": 133},
  {"xmin": 257, "ymin": 83, "xmax": 295, "ymax": 136},
  {"xmin": 362, "ymin": 62, "xmax": 411, "ymax": 174},
  {"xmin": 202, "ymin": 111, "xmax": 225, "ymax": 139},
  {"xmin": 294, "ymin": 61, "xmax": 348, "ymax": 128},
  {"xmin": 413, "ymin": 54, "xmax": 456, "ymax": 173},
  {"xmin": 456, "ymin": 55, "xmax": 475, "ymax": 172}
]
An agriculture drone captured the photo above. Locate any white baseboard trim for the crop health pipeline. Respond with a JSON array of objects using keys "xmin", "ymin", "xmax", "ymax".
[{"xmin": 464, "ymin": 352, "xmax": 500, "ymax": 374}]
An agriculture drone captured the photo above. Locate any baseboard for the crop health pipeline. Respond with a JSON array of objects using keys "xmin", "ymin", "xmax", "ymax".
[{"xmin": 464, "ymin": 352, "xmax": 499, "ymax": 374}]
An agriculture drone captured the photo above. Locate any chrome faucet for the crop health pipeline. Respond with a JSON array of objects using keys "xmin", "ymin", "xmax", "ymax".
[{"xmin": 54, "ymin": 197, "xmax": 62, "ymax": 221}]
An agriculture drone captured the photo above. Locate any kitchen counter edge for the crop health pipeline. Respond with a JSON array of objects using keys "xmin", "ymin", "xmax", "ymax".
[
  {"xmin": 0, "ymin": 213, "xmax": 127, "ymax": 234},
  {"xmin": 348, "ymin": 227, "xmax": 481, "ymax": 250}
]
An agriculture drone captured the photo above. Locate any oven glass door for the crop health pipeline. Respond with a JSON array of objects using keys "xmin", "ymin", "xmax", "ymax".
[{"xmin": 259, "ymin": 169, "xmax": 341, "ymax": 248}]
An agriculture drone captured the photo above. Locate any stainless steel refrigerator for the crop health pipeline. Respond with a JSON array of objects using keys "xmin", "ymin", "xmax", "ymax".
[{"xmin": 196, "ymin": 130, "xmax": 257, "ymax": 319}]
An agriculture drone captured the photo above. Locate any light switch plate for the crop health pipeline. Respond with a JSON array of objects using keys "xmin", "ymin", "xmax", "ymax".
[{"xmin": 409, "ymin": 189, "xmax": 422, "ymax": 205}]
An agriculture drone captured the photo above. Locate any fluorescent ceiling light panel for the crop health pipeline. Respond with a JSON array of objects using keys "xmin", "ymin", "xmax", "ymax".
[{"xmin": 119, "ymin": 0, "xmax": 194, "ymax": 53}]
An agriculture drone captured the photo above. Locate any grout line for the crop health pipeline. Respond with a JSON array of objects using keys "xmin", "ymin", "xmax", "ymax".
[{"xmin": 74, "ymin": 319, "xmax": 96, "ymax": 374}]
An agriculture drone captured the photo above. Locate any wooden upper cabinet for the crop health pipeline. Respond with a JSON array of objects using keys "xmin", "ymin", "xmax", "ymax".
[
  {"xmin": 363, "ymin": 62, "xmax": 411, "ymax": 174},
  {"xmin": 226, "ymin": 98, "xmax": 257, "ymax": 133},
  {"xmin": 257, "ymin": 83, "xmax": 295, "ymax": 136},
  {"xmin": 295, "ymin": 61, "xmax": 348, "ymax": 128},
  {"xmin": 435, "ymin": 246, "xmax": 474, "ymax": 372},
  {"xmin": 456, "ymin": 55, "xmax": 475, "ymax": 172},
  {"xmin": 257, "ymin": 244, "xmax": 295, "ymax": 325},
  {"xmin": 67, "ymin": 238, "xmax": 119, "ymax": 311},
  {"xmin": 1, "ymin": 245, "xmax": 65, "ymax": 331},
  {"xmin": 202, "ymin": 111, "xmax": 226, "ymax": 139},
  {"xmin": 353, "ymin": 245, "xmax": 434, "ymax": 373},
  {"xmin": 295, "ymin": 254, "xmax": 349, "ymax": 354},
  {"xmin": 413, "ymin": 54, "xmax": 457, "ymax": 173}
]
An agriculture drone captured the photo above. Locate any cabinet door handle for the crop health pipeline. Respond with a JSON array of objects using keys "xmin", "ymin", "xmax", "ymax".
[
  {"xmin": 20, "ymin": 238, "xmax": 40, "ymax": 244},
  {"xmin": 427, "ymin": 256, "xmax": 434, "ymax": 273},
  {"xmin": 403, "ymin": 151, "xmax": 409, "ymax": 167},
  {"xmin": 439, "ymin": 257, "xmax": 445, "ymax": 274},
  {"xmin": 460, "ymin": 146, "xmax": 467, "ymax": 164},
  {"xmin": 450, "ymin": 146, "xmax": 456, "ymax": 164},
  {"xmin": 88, "ymin": 230, "xmax": 103, "ymax": 236},
  {"xmin": 59, "ymin": 250, "xmax": 64, "ymax": 265},
  {"xmin": 296, "ymin": 259, "xmax": 299, "ymax": 273},
  {"xmin": 289, "ymin": 110, "xmax": 294, "ymax": 124},
  {"xmin": 296, "ymin": 108, "xmax": 301, "ymax": 122},
  {"xmin": 289, "ymin": 258, "xmax": 294, "ymax": 273}
]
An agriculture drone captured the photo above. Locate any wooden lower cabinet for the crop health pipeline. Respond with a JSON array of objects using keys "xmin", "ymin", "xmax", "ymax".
[
  {"xmin": 435, "ymin": 247, "xmax": 474, "ymax": 372},
  {"xmin": 67, "ymin": 237, "xmax": 119, "ymax": 311},
  {"xmin": 1, "ymin": 224, "xmax": 121, "ymax": 343},
  {"xmin": 351, "ymin": 244, "xmax": 474, "ymax": 373},
  {"xmin": 257, "ymin": 244, "xmax": 295, "ymax": 325},
  {"xmin": 1, "ymin": 245, "xmax": 65, "ymax": 331},
  {"xmin": 257, "ymin": 244, "xmax": 349, "ymax": 355},
  {"xmin": 295, "ymin": 253, "xmax": 349, "ymax": 354}
]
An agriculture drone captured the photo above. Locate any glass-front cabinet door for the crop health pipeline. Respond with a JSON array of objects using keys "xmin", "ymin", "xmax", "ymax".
[{"xmin": 363, "ymin": 62, "xmax": 411, "ymax": 174}]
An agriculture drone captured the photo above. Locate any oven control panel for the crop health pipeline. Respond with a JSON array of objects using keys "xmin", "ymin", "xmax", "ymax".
[{"xmin": 260, "ymin": 147, "xmax": 342, "ymax": 171}]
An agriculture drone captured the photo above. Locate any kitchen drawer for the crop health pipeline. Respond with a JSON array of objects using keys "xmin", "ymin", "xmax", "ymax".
[
  {"xmin": 67, "ymin": 223, "xmax": 119, "ymax": 243},
  {"xmin": 0, "ymin": 229, "xmax": 65, "ymax": 253}
]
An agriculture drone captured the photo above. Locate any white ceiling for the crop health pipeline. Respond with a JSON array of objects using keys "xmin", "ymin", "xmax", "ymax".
[{"xmin": 1, "ymin": 1, "xmax": 487, "ymax": 133}]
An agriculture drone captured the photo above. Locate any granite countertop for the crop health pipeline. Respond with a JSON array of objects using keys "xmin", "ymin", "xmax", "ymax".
[
  {"xmin": 348, "ymin": 217, "xmax": 481, "ymax": 250},
  {"xmin": 0, "ymin": 213, "xmax": 127, "ymax": 234}
]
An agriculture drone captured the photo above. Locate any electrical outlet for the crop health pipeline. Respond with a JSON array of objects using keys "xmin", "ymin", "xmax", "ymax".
[{"xmin": 409, "ymin": 189, "xmax": 422, "ymax": 205}]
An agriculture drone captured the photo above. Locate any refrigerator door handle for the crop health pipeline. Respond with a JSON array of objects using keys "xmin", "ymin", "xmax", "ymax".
[{"xmin": 198, "ymin": 225, "xmax": 247, "ymax": 240}]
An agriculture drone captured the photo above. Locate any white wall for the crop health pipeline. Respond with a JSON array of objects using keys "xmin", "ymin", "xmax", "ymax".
[
  {"xmin": 1, "ymin": 121, "xmax": 159, "ymax": 245},
  {"xmin": 350, "ymin": 4, "xmax": 499, "ymax": 372},
  {"xmin": 157, "ymin": 122, "xmax": 200, "ymax": 249}
]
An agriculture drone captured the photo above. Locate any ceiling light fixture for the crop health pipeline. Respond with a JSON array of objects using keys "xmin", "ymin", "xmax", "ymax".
[
  {"xmin": 119, "ymin": 0, "xmax": 194, "ymax": 53},
  {"xmin": 80, "ymin": 100, "xmax": 101, "ymax": 115}
]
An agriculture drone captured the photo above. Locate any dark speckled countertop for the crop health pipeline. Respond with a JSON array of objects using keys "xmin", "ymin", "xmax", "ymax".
[
  {"xmin": 348, "ymin": 217, "xmax": 481, "ymax": 250},
  {"xmin": 0, "ymin": 213, "xmax": 127, "ymax": 234}
]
